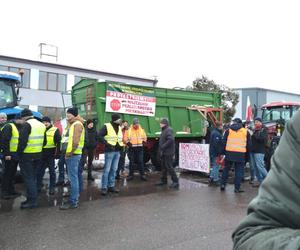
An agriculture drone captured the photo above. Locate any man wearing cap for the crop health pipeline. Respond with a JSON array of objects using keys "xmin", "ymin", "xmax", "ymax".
[
  {"xmin": 37, "ymin": 116, "xmax": 61, "ymax": 195},
  {"xmin": 220, "ymin": 118, "xmax": 251, "ymax": 193},
  {"xmin": 156, "ymin": 118, "xmax": 179, "ymax": 189},
  {"xmin": 1, "ymin": 114, "xmax": 23, "ymax": 199},
  {"xmin": 250, "ymin": 117, "xmax": 268, "ymax": 186},
  {"xmin": 18, "ymin": 108, "xmax": 46, "ymax": 209},
  {"xmin": 124, "ymin": 118, "xmax": 147, "ymax": 181},
  {"xmin": 60, "ymin": 107, "xmax": 85, "ymax": 210},
  {"xmin": 98, "ymin": 113, "xmax": 123, "ymax": 195}
]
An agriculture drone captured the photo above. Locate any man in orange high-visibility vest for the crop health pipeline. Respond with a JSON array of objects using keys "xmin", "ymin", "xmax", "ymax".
[
  {"xmin": 124, "ymin": 118, "xmax": 147, "ymax": 181},
  {"xmin": 221, "ymin": 118, "xmax": 251, "ymax": 193}
]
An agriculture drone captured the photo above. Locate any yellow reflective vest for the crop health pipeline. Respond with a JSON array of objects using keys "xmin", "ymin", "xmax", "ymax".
[
  {"xmin": 64, "ymin": 121, "xmax": 85, "ymax": 155},
  {"xmin": 44, "ymin": 126, "xmax": 58, "ymax": 149},
  {"xmin": 225, "ymin": 128, "xmax": 247, "ymax": 153},
  {"xmin": 104, "ymin": 123, "xmax": 124, "ymax": 146},
  {"xmin": 1, "ymin": 123, "xmax": 19, "ymax": 153},
  {"xmin": 23, "ymin": 119, "xmax": 46, "ymax": 154}
]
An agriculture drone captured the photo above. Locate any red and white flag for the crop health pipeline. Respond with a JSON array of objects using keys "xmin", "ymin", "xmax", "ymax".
[{"xmin": 246, "ymin": 96, "xmax": 253, "ymax": 122}]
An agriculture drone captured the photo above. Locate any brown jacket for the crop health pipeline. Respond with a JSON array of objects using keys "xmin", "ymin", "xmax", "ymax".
[{"xmin": 68, "ymin": 116, "xmax": 84, "ymax": 154}]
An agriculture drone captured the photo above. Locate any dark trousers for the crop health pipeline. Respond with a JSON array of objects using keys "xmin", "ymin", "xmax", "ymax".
[
  {"xmin": 161, "ymin": 154, "xmax": 178, "ymax": 183},
  {"xmin": 57, "ymin": 155, "xmax": 66, "ymax": 182},
  {"xmin": 19, "ymin": 158, "xmax": 41, "ymax": 204},
  {"xmin": 80, "ymin": 148, "xmax": 94, "ymax": 176},
  {"xmin": 221, "ymin": 160, "xmax": 244, "ymax": 190},
  {"xmin": 2, "ymin": 159, "xmax": 18, "ymax": 194},
  {"xmin": 37, "ymin": 156, "xmax": 56, "ymax": 191},
  {"xmin": 129, "ymin": 147, "xmax": 144, "ymax": 177},
  {"xmin": 116, "ymin": 148, "xmax": 127, "ymax": 177}
]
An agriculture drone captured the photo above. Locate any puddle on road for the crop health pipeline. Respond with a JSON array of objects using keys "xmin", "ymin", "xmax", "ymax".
[{"xmin": 0, "ymin": 171, "xmax": 211, "ymax": 214}]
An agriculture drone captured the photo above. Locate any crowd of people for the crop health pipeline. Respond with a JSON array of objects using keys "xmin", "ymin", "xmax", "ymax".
[
  {"xmin": 208, "ymin": 117, "xmax": 269, "ymax": 193},
  {"xmin": 0, "ymin": 108, "xmax": 179, "ymax": 210}
]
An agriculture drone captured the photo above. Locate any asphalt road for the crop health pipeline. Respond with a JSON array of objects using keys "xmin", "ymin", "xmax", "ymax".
[{"xmin": 0, "ymin": 171, "xmax": 258, "ymax": 250}]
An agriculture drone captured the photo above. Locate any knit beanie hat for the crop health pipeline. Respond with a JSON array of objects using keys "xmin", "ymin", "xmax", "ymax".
[
  {"xmin": 160, "ymin": 118, "xmax": 169, "ymax": 126},
  {"xmin": 20, "ymin": 108, "xmax": 33, "ymax": 118},
  {"xmin": 133, "ymin": 118, "xmax": 139, "ymax": 125},
  {"xmin": 42, "ymin": 116, "xmax": 51, "ymax": 123},
  {"xmin": 111, "ymin": 113, "xmax": 121, "ymax": 122},
  {"xmin": 254, "ymin": 117, "xmax": 262, "ymax": 123},
  {"xmin": 67, "ymin": 107, "xmax": 78, "ymax": 117},
  {"xmin": 86, "ymin": 119, "xmax": 93, "ymax": 125}
]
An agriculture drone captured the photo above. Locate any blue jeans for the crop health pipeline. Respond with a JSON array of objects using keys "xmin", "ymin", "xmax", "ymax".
[
  {"xmin": 210, "ymin": 156, "xmax": 220, "ymax": 182},
  {"xmin": 253, "ymin": 153, "xmax": 268, "ymax": 183},
  {"xmin": 57, "ymin": 155, "xmax": 66, "ymax": 183},
  {"xmin": 66, "ymin": 154, "xmax": 81, "ymax": 205},
  {"xmin": 101, "ymin": 151, "xmax": 120, "ymax": 189},
  {"xmin": 249, "ymin": 153, "xmax": 257, "ymax": 181},
  {"xmin": 221, "ymin": 160, "xmax": 244, "ymax": 190},
  {"xmin": 37, "ymin": 156, "xmax": 56, "ymax": 191},
  {"xmin": 20, "ymin": 158, "xmax": 41, "ymax": 205}
]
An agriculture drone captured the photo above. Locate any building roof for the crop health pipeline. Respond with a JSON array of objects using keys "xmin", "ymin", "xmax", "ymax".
[
  {"xmin": 233, "ymin": 87, "xmax": 300, "ymax": 97},
  {"xmin": 0, "ymin": 54, "xmax": 156, "ymax": 84}
]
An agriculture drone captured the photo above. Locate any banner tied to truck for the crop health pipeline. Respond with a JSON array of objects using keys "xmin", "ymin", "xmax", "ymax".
[
  {"xmin": 179, "ymin": 143, "xmax": 210, "ymax": 173},
  {"xmin": 105, "ymin": 83, "xmax": 156, "ymax": 117}
]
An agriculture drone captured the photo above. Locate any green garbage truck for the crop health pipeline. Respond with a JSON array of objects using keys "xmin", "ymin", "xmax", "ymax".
[{"xmin": 71, "ymin": 79, "xmax": 222, "ymax": 167}]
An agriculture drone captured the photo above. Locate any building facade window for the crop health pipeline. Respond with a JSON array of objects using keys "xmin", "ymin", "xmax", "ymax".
[
  {"xmin": 39, "ymin": 71, "xmax": 67, "ymax": 92},
  {"xmin": 0, "ymin": 65, "xmax": 30, "ymax": 88},
  {"xmin": 38, "ymin": 106, "xmax": 65, "ymax": 122}
]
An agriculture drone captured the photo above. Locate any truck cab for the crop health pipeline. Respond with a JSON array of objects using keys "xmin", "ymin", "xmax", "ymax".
[{"xmin": 0, "ymin": 71, "xmax": 42, "ymax": 120}]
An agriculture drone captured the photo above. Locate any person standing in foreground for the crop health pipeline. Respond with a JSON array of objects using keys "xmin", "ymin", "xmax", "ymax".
[
  {"xmin": 37, "ymin": 116, "xmax": 61, "ymax": 195},
  {"xmin": 18, "ymin": 109, "xmax": 46, "ymax": 209},
  {"xmin": 60, "ymin": 107, "xmax": 85, "ymax": 210},
  {"xmin": 208, "ymin": 121, "xmax": 223, "ymax": 186},
  {"xmin": 221, "ymin": 118, "xmax": 251, "ymax": 193},
  {"xmin": 98, "ymin": 114, "xmax": 123, "ymax": 196},
  {"xmin": 1, "ymin": 115, "xmax": 23, "ymax": 199},
  {"xmin": 251, "ymin": 117, "xmax": 268, "ymax": 187},
  {"xmin": 155, "ymin": 118, "xmax": 179, "ymax": 189},
  {"xmin": 125, "ymin": 118, "xmax": 147, "ymax": 181},
  {"xmin": 233, "ymin": 110, "xmax": 300, "ymax": 249}
]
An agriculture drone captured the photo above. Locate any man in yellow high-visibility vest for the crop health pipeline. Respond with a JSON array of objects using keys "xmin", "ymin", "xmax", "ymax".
[
  {"xmin": 98, "ymin": 113, "xmax": 123, "ymax": 196},
  {"xmin": 59, "ymin": 107, "xmax": 85, "ymax": 210},
  {"xmin": 1, "ymin": 114, "xmax": 23, "ymax": 199},
  {"xmin": 17, "ymin": 109, "xmax": 46, "ymax": 209},
  {"xmin": 37, "ymin": 116, "xmax": 61, "ymax": 195}
]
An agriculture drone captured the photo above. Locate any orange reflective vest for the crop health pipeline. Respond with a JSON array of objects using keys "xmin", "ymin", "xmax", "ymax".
[
  {"xmin": 225, "ymin": 128, "xmax": 247, "ymax": 153},
  {"xmin": 124, "ymin": 126, "xmax": 147, "ymax": 147}
]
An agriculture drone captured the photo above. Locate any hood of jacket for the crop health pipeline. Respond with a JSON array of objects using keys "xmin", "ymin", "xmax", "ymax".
[{"xmin": 230, "ymin": 123, "xmax": 243, "ymax": 131}]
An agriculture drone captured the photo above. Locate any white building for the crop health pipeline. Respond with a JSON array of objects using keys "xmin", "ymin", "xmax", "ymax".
[{"xmin": 0, "ymin": 55, "xmax": 156, "ymax": 121}]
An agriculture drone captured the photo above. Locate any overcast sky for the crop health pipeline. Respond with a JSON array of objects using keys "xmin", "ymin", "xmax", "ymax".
[{"xmin": 1, "ymin": 0, "xmax": 300, "ymax": 93}]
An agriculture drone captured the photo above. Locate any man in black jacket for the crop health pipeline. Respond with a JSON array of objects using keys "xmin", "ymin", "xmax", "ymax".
[
  {"xmin": 1, "ymin": 115, "xmax": 23, "ymax": 199},
  {"xmin": 18, "ymin": 109, "xmax": 46, "ymax": 209},
  {"xmin": 156, "ymin": 118, "xmax": 179, "ymax": 189},
  {"xmin": 81, "ymin": 119, "xmax": 97, "ymax": 181},
  {"xmin": 36, "ymin": 116, "xmax": 61, "ymax": 195},
  {"xmin": 98, "ymin": 114, "xmax": 123, "ymax": 195},
  {"xmin": 250, "ymin": 117, "xmax": 268, "ymax": 185}
]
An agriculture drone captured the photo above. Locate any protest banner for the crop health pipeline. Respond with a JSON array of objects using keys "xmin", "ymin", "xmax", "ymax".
[
  {"xmin": 179, "ymin": 143, "xmax": 210, "ymax": 173},
  {"xmin": 105, "ymin": 83, "xmax": 156, "ymax": 117}
]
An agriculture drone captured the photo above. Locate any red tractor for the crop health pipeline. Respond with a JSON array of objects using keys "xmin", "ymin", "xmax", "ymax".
[{"xmin": 261, "ymin": 101, "xmax": 300, "ymax": 170}]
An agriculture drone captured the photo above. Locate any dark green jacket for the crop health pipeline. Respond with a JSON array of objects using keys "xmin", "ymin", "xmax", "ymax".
[{"xmin": 233, "ymin": 110, "xmax": 300, "ymax": 249}]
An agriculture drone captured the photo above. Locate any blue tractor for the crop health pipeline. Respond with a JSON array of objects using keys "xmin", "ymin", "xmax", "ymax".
[
  {"xmin": 0, "ymin": 71, "xmax": 42, "ymax": 182},
  {"xmin": 0, "ymin": 70, "xmax": 42, "ymax": 120}
]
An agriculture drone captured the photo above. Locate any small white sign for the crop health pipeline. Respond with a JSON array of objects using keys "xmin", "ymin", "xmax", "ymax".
[{"xmin": 179, "ymin": 143, "xmax": 210, "ymax": 173}]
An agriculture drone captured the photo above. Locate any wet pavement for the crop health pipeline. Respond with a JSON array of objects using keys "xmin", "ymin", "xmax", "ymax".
[{"xmin": 0, "ymin": 168, "xmax": 258, "ymax": 250}]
